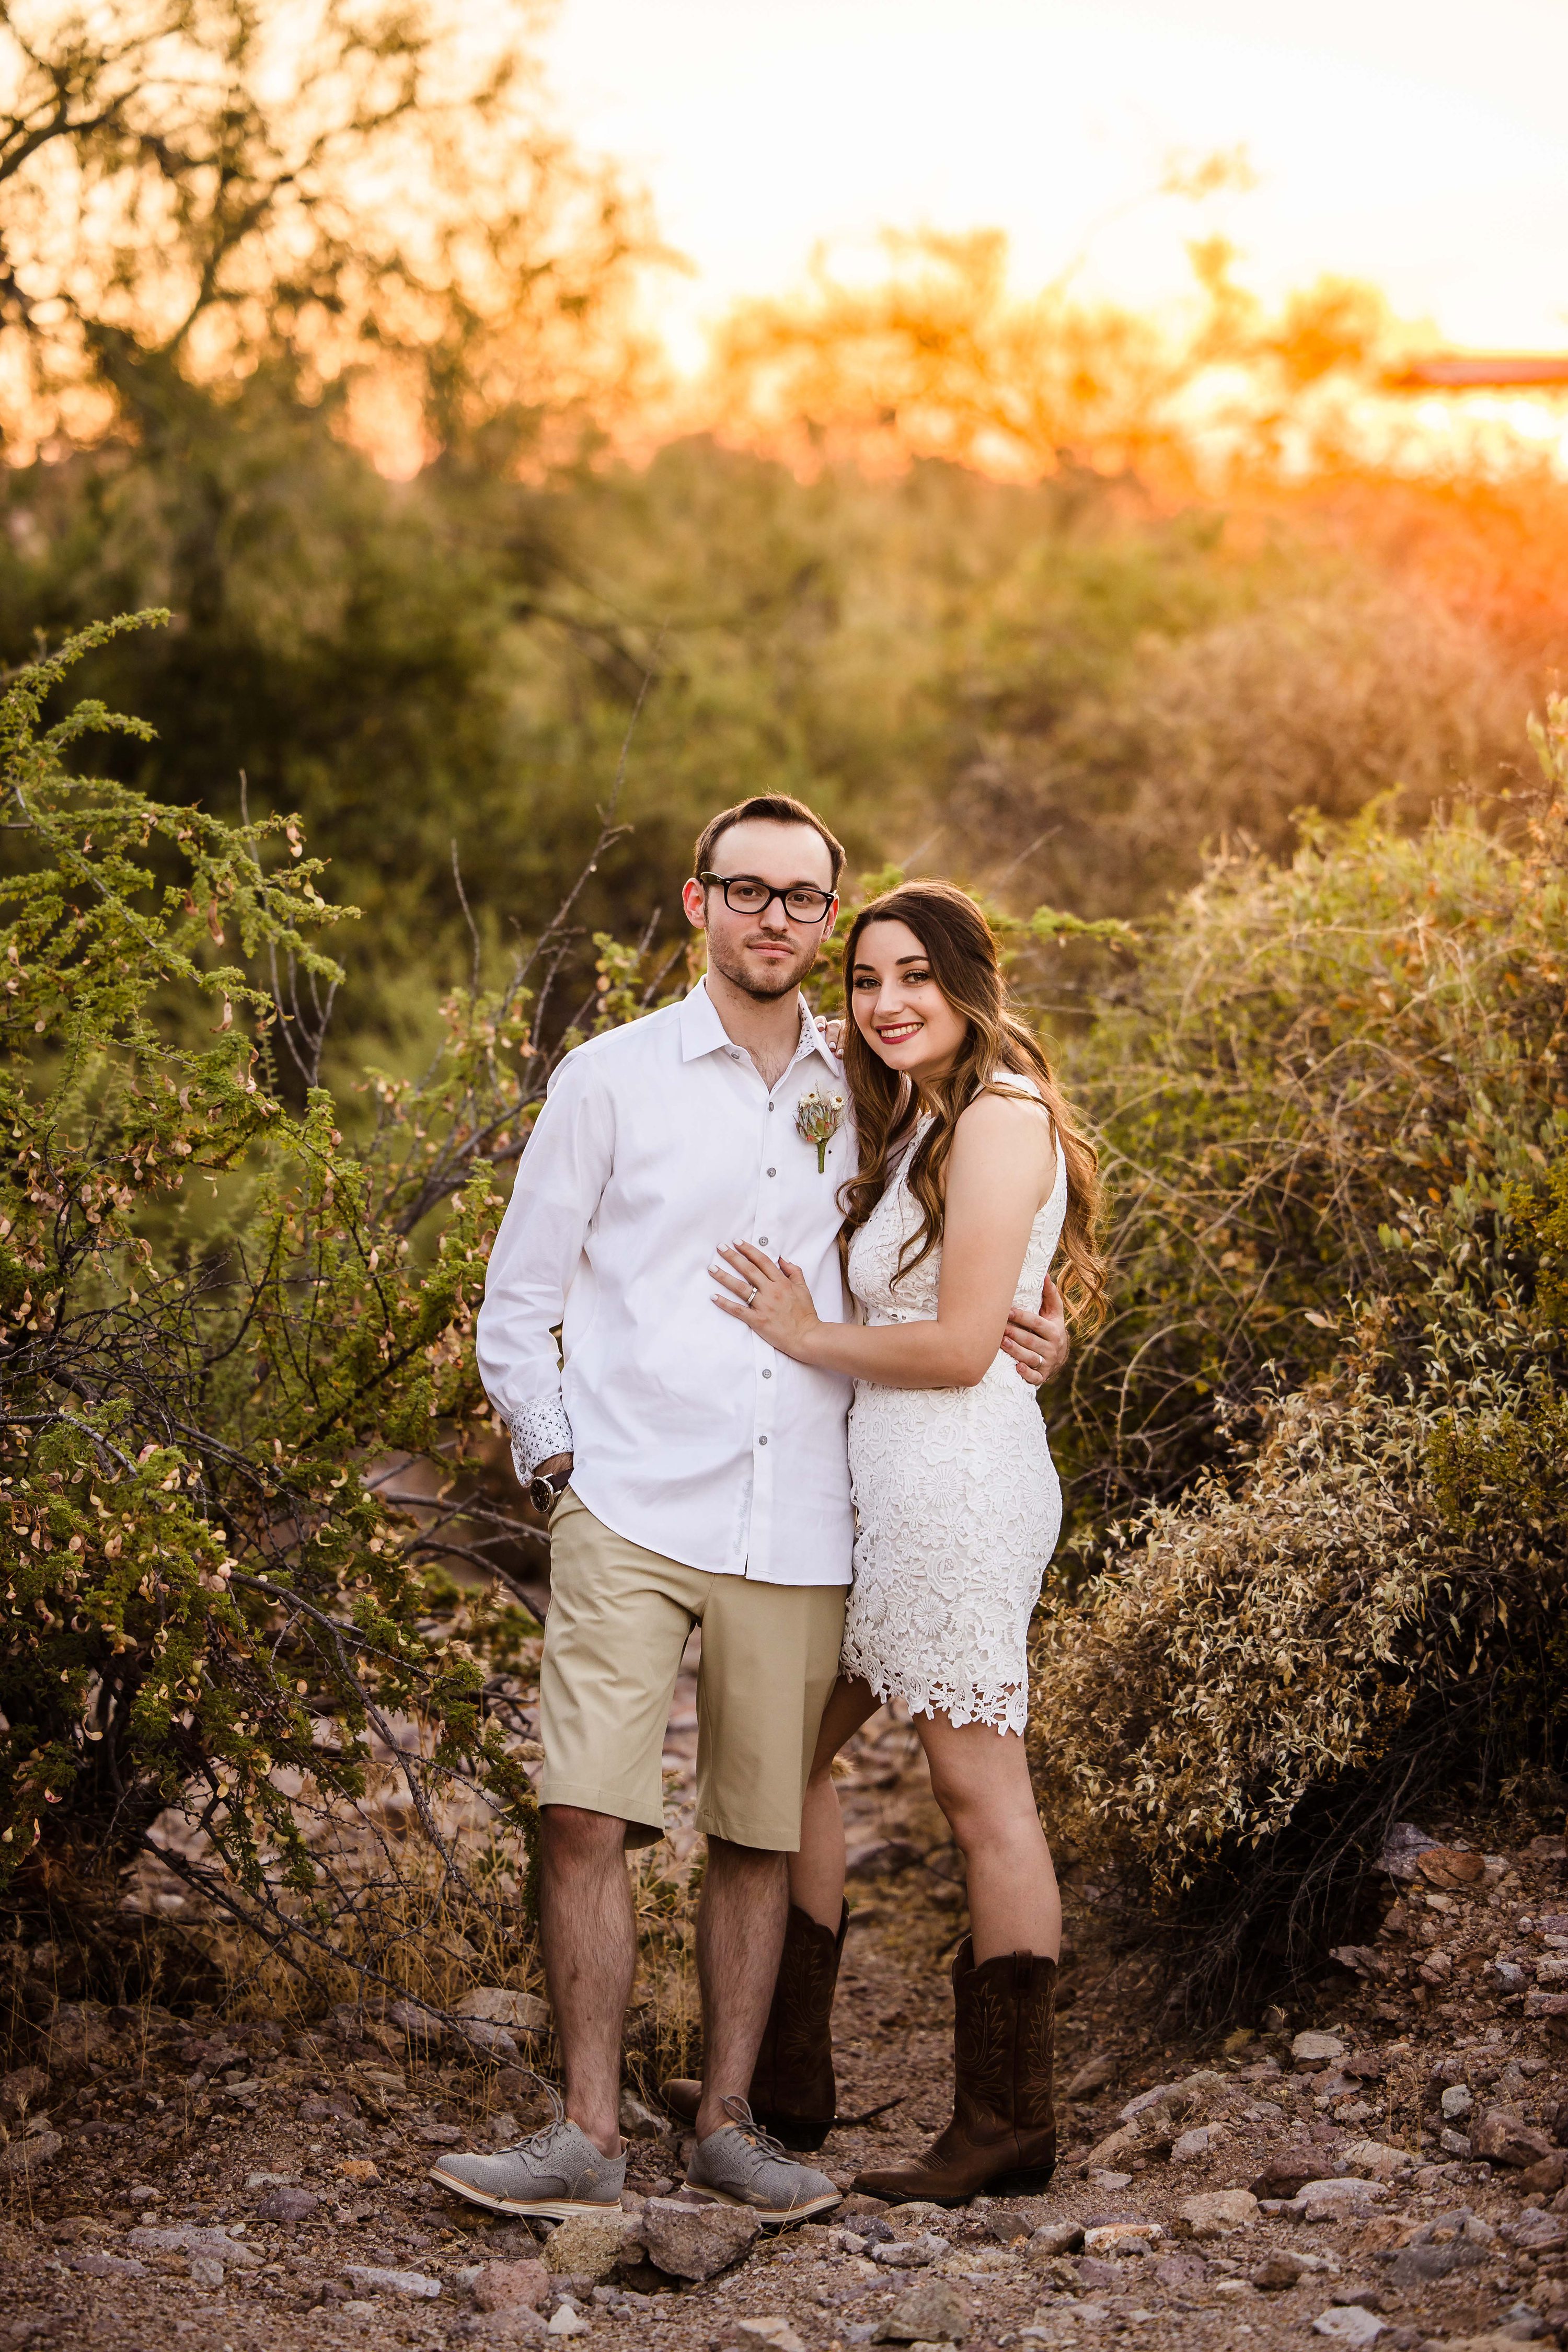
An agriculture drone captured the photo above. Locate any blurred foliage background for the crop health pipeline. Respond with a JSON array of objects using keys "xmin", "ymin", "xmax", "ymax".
[
  {"xmin": 3, "ymin": 0, "xmax": 1566, "ymax": 2020},
  {"xmin": 3, "ymin": 1, "xmax": 1562, "ymax": 1075}
]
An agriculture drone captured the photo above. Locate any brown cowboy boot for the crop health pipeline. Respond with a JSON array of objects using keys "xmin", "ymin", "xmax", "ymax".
[
  {"xmin": 852, "ymin": 1939, "xmax": 1057, "ymax": 2205},
  {"xmin": 660, "ymin": 1901, "xmax": 848, "ymax": 2151}
]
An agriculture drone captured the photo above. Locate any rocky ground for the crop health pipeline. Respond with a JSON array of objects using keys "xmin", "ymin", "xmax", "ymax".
[{"xmin": 3, "ymin": 1684, "xmax": 1567, "ymax": 2352}]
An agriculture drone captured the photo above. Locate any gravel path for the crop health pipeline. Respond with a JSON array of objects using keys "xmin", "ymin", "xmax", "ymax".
[{"xmin": 3, "ymin": 1676, "xmax": 1566, "ymax": 2352}]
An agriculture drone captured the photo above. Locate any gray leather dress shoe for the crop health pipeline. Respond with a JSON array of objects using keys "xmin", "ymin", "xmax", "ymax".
[
  {"xmin": 430, "ymin": 2116, "xmax": 626, "ymax": 2218},
  {"xmin": 686, "ymin": 2098, "xmax": 842, "ymax": 2224}
]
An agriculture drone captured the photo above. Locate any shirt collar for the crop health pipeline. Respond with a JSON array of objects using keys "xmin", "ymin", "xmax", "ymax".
[{"xmin": 679, "ymin": 975, "xmax": 840, "ymax": 1074}]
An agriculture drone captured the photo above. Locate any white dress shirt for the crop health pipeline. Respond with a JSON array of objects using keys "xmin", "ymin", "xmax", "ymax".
[{"xmin": 476, "ymin": 978, "xmax": 854, "ymax": 1586}]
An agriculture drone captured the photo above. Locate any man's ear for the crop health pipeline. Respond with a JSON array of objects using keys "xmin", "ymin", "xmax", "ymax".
[{"xmin": 681, "ymin": 877, "xmax": 708, "ymax": 929}]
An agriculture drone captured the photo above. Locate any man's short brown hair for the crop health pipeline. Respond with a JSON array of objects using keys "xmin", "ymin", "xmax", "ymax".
[{"xmin": 693, "ymin": 794, "xmax": 846, "ymax": 891}]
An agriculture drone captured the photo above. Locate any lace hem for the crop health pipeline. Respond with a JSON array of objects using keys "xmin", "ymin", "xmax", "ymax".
[
  {"xmin": 839, "ymin": 1635, "xmax": 1030, "ymax": 1736},
  {"xmin": 506, "ymin": 1393, "xmax": 574, "ymax": 1484}
]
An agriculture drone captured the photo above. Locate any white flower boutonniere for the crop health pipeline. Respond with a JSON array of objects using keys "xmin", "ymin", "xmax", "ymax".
[{"xmin": 795, "ymin": 1085, "xmax": 845, "ymax": 1172}]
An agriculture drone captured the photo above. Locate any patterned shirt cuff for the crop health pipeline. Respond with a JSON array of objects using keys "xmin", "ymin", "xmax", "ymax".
[{"xmin": 508, "ymin": 1396, "xmax": 574, "ymax": 1484}]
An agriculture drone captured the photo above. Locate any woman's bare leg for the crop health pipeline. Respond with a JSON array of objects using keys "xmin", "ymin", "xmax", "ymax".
[
  {"xmin": 912, "ymin": 1712, "xmax": 1060, "ymax": 1962},
  {"xmin": 787, "ymin": 1675, "xmax": 881, "ymax": 1930}
]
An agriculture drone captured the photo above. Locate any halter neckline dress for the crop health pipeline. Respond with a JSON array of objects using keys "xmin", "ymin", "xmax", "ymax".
[{"xmin": 839, "ymin": 1081, "xmax": 1067, "ymax": 1734}]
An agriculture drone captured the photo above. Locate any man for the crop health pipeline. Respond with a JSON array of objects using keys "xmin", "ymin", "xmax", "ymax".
[{"xmin": 432, "ymin": 793, "xmax": 1067, "ymax": 2225}]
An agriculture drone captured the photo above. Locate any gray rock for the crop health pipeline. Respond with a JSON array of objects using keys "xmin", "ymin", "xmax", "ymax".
[
  {"xmin": 1063, "ymin": 2053, "xmax": 1117, "ymax": 2099},
  {"xmin": 456, "ymin": 2019, "xmax": 523, "ymax": 2063},
  {"xmin": 452, "ymin": 2316, "xmax": 547, "ymax": 2345},
  {"xmin": 542, "ymin": 2208, "xmax": 637, "ymax": 2280},
  {"xmin": 256, "ymin": 2185, "xmax": 320, "ymax": 2222},
  {"xmin": 618, "ymin": 2092, "xmax": 670, "ymax": 2140},
  {"xmin": 1293, "ymin": 2032, "xmax": 1348, "ymax": 2071},
  {"xmin": 1027, "ymin": 2222, "xmax": 1085, "ymax": 2256},
  {"xmin": 343, "ymin": 2263, "xmax": 443, "ymax": 2299},
  {"xmin": 1177, "ymin": 2189, "xmax": 1259, "ymax": 2236},
  {"xmin": 1151, "ymin": 2253, "xmax": 1208, "ymax": 2289},
  {"xmin": 1510, "ymin": 2211, "xmax": 1568, "ymax": 2254},
  {"xmin": 641, "ymin": 2196, "xmax": 761, "ymax": 2280},
  {"xmin": 1441, "ymin": 2083, "xmax": 1474, "ymax": 2122},
  {"xmin": 1312, "ymin": 2308, "xmax": 1385, "ymax": 2345},
  {"xmin": 453, "ymin": 1988, "xmax": 550, "ymax": 2034},
  {"xmin": 388, "ymin": 1997, "xmax": 446, "ymax": 2049},
  {"xmin": 1254, "ymin": 2250, "xmax": 1319, "ymax": 2290},
  {"xmin": 873, "ymin": 2273, "xmax": 972, "ymax": 2342},
  {"xmin": 129, "ymin": 2224, "xmax": 263, "ymax": 2268},
  {"xmin": 1339, "ymin": 2138, "xmax": 1415, "ymax": 2181},
  {"xmin": 1380, "ymin": 1823, "xmax": 1439, "ymax": 1880},
  {"xmin": 189, "ymin": 2256, "xmax": 225, "ymax": 2288},
  {"xmin": 1381, "ymin": 2206, "xmax": 1494, "ymax": 2288},
  {"xmin": 0, "ymin": 2128, "xmax": 61, "ymax": 2176},
  {"xmin": 70, "ymin": 2251, "xmax": 147, "ymax": 2278},
  {"xmin": 1387, "ymin": 2241, "xmax": 1485, "ymax": 2286},
  {"xmin": 501, "ymin": 2321, "xmax": 552, "ymax": 2347},
  {"xmin": 1284, "ymin": 2178, "xmax": 1390, "ymax": 2223}
]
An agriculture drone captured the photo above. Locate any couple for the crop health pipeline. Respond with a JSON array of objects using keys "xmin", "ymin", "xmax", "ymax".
[{"xmin": 433, "ymin": 792, "xmax": 1103, "ymax": 2228}]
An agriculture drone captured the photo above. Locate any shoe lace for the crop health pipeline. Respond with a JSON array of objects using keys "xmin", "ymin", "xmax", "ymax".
[
  {"xmin": 499, "ymin": 2080, "xmax": 568, "ymax": 2153},
  {"xmin": 720, "ymin": 2094, "xmax": 791, "ymax": 2162}
]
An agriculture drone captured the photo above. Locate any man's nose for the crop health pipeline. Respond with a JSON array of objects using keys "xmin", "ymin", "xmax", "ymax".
[{"xmin": 757, "ymin": 896, "xmax": 790, "ymax": 930}]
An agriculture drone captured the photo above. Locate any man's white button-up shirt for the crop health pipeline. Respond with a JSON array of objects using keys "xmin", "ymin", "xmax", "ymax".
[{"xmin": 475, "ymin": 978, "xmax": 854, "ymax": 1586}]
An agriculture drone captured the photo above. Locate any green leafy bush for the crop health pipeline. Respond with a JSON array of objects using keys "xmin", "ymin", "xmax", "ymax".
[{"xmin": 0, "ymin": 615, "xmax": 620, "ymax": 2010}]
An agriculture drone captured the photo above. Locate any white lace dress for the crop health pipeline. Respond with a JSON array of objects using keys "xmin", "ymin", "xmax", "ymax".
[{"xmin": 839, "ymin": 1097, "xmax": 1066, "ymax": 1735}]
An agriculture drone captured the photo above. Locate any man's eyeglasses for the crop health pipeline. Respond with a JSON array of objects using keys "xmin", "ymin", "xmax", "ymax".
[{"xmin": 698, "ymin": 872, "xmax": 836, "ymax": 922}]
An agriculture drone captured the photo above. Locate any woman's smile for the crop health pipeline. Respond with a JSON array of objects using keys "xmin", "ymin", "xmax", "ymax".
[{"xmin": 851, "ymin": 916, "xmax": 971, "ymax": 1078}]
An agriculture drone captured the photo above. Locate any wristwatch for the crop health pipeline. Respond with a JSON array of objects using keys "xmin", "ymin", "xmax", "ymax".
[{"xmin": 528, "ymin": 1463, "xmax": 572, "ymax": 1518}]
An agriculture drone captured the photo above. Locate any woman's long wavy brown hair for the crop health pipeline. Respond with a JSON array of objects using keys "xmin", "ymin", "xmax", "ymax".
[{"xmin": 838, "ymin": 881, "xmax": 1106, "ymax": 1327}]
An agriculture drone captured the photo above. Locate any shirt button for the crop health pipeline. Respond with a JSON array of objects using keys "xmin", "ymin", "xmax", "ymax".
[
  {"xmin": 758, "ymin": 1434, "xmax": 768, "ymax": 1445},
  {"xmin": 761, "ymin": 1368, "xmax": 772, "ymax": 1379},
  {"xmin": 766, "ymin": 1167, "xmax": 776, "ymax": 1177},
  {"xmin": 758, "ymin": 1237, "xmax": 768, "ymax": 1247}
]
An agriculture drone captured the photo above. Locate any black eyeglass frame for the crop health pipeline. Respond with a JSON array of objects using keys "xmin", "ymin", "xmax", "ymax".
[{"xmin": 696, "ymin": 870, "xmax": 838, "ymax": 923}]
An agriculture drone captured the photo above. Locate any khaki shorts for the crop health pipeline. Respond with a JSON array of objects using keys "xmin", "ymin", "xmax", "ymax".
[{"xmin": 538, "ymin": 1491, "xmax": 847, "ymax": 1851}]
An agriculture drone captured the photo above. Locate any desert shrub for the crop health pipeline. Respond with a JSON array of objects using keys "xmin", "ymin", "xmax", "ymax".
[
  {"xmin": 1054, "ymin": 699, "xmax": 1568, "ymax": 1514},
  {"xmin": 0, "ymin": 614, "xmax": 685, "ymax": 2033},
  {"xmin": 951, "ymin": 575, "xmax": 1530, "ymax": 918},
  {"xmin": 1031, "ymin": 698, "xmax": 1568, "ymax": 2009}
]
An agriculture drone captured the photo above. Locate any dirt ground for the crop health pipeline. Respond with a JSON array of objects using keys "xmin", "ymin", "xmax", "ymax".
[{"xmin": 4, "ymin": 1663, "xmax": 1567, "ymax": 2352}]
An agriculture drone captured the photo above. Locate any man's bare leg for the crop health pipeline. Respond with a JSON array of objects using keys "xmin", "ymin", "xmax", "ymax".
[
  {"xmin": 539, "ymin": 1804, "xmax": 633, "ymax": 2156},
  {"xmin": 693, "ymin": 1836, "xmax": 788, "ymax": 2140}
]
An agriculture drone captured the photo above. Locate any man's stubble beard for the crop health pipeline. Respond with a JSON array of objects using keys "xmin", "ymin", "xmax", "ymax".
[{"xmin": 706, "ymin": 932, "xmax": 819, "ymax": 1002}]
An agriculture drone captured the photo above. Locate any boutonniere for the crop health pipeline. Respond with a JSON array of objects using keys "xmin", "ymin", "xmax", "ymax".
[{"xmin": 795, "ymin": 1085, "xmax": 845, "ymax": 1172}]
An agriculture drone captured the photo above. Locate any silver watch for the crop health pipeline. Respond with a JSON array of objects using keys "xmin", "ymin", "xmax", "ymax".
[{"xmin": 528, "ymin": 1465, "xmax": 571, "ymax": 1517}]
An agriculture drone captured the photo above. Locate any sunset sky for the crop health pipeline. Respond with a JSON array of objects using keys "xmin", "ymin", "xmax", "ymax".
[{"xmin": 543, "ymin": 0, "xmax": 1568, "ymax": 373}]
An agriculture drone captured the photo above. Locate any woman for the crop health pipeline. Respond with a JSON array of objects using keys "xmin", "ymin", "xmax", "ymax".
[{"xmin": 710, "ymin": 881, "xmax": 1103, "ymax": 2203}]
